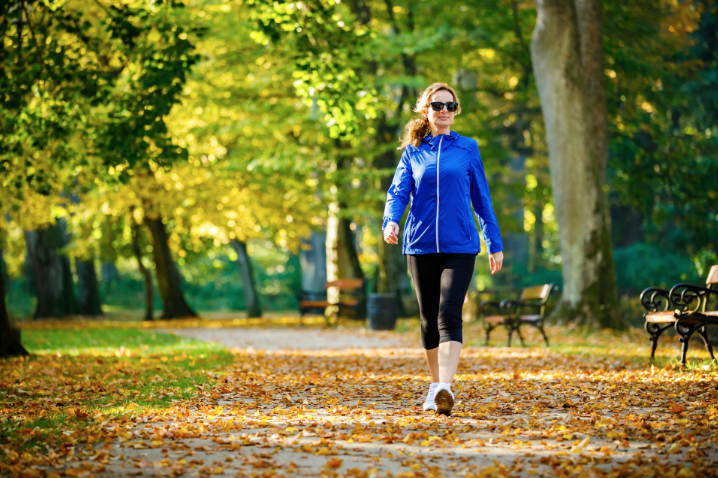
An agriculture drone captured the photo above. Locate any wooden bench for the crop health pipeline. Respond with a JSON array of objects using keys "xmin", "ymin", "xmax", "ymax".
[
  {"xmin": 481, "ymin": 284, "xmax": 558, "ymax": 347},
  {"xmin": 297, "ymin": 278, "xmax": 365, "ymax": 326},
  {"xmin": 641, "ymin": 265, "xmax": 717, "ymax": 364}
]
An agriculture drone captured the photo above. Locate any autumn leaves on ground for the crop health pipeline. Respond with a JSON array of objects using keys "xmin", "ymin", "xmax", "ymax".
[{"xmin": 2, "ymin": 319, "xmax": 717, "ymax": 478}]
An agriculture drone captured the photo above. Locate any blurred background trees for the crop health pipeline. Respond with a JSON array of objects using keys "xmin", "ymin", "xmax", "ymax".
[{"xmin": 2, "ymin": 0, "xmax": 716, "ymax": 354}]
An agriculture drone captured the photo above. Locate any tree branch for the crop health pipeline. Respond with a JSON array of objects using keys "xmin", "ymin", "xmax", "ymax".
[
  {"xmin": 21, "ymin": 0, "xmax": 57, "ymax": 84},
  {"xmin": 510, "ymin": 0, "xmax": 530, "ymax": 57}
]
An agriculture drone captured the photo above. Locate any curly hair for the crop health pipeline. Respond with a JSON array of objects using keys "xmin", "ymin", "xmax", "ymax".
[{"xmin": 398, "ymin": 83, "xmax": 462, "ymax": 150}]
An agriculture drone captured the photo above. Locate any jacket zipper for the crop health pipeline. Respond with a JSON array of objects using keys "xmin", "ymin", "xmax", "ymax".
[{"xmin": 436, "ymin": 136, "xmax": 443, "ymax": 253}]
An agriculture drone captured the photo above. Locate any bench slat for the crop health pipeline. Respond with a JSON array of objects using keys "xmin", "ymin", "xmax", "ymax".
[
  {"xmin": 519, "ymin": 315, "xmax": 541, "ymax": 322},
  {"xmin": 645, "ymin": 311, "xmax": 676, "ymax": 323},
  {"xmin": 484, "ymin": 315, "xmax": 506, "ymax": 324},
  {"xmin": 299, "ymin": 301, "xmax": 331, "ymax": 308},
  {"xmin": 707, "ymin": 265, "xmax": 718, "ymax": 285},
  {"xmin": 520, "ymin": 285, "xmax": 551, "ymax": 301},
  {"xmin": 326, "ymin": 279, "xmax": 364, "ymax": 289}
]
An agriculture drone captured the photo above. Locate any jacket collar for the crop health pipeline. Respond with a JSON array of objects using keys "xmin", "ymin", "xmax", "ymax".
[{"xmin": 422, "ymin": 131, "xmax": 460, "ymax": 148}]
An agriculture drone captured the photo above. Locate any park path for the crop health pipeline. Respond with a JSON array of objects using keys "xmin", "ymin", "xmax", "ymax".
[
  {"xmin": 49, "ymin": 327, "xmax": 718, "ymax": 478},
  {"xmin": 162, "ymin": 326, "xmax": 415, "ymax": 351}
]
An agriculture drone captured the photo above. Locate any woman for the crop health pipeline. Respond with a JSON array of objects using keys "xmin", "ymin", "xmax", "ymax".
[{"xmin": 383, "ymin": 83, "xmax": 504, "ymax": 416}]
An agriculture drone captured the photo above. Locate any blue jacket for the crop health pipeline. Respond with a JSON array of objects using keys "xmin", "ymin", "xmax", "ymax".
[{"xmin": 382, "ymin": 131, "xmax": 503, "ymax": 255}]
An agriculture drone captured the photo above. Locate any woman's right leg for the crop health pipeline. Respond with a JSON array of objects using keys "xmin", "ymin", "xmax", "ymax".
[
  {"xmin": 408, "ymin": 254, "xmax": 442, "ymax": 379},
  {"xmin": 408, "ymin": 254, "xmax": 443, "ymax": 411}
]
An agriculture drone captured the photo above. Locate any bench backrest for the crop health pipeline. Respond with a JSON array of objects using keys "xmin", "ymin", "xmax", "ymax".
[
  {"xmin": 326, "ymin": 278, "xmax": 364, "ymax": 290},
  {"xmin": 707, "ymin": 265, "xmax": 718, "ymax": 286},
  {"xmin": 520, "ymin": 284, "xmax": 552, "ymax": 301}
]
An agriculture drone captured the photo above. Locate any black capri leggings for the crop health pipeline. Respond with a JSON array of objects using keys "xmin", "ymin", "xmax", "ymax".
[{"xmin": 407, "ymin": 253, "xmax": 476, "ymax": 350}]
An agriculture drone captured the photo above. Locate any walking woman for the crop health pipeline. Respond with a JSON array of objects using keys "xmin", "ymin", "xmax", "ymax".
[{"xmin": 383, "ymin": 83, "xmax": 504, "ymax": 416}]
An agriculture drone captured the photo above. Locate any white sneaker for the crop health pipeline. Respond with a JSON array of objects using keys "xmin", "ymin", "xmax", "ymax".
[
  {"xmin": 434, "ymin": 383, "xmax": 455, "ymax": 416},
  {"xmin": 422, "ymin": 382, "xmax": 439, "ymax": 411}
]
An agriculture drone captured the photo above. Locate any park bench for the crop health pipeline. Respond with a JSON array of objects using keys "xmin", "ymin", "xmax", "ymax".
[
  {"xmin": 640, "ymin": 265, "xmax": 717, "ymax": 364},
  {"xmin": 480, "ymin": 284, "xmax": 558, "ymax": 347},
  {"xmin": 297, "ymin": 278, "xmax": 365, "ymax": 326}
]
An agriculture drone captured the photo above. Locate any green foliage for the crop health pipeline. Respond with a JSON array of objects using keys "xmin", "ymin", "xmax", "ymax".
[
  {"xmin": 2, "ymin": 0, "xmax": 717, "ymax": 321},
  {"xmin": 606, "ymin": 0, "xmax": 718, "ymax": 251},
  {"xmin": 0, "ymin": 1, "xmax": 202, "ymax": 229},
  {"xmin": 614, "ymin": 242, "xmax": 699, "ymax": 295},
  {"xmin": 96, "ymin": 2, "xmax": 204, "ymax": 176}
]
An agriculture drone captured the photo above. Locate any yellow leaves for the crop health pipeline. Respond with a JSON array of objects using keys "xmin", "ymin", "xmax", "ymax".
[
  {"xmin": 314, "ymin": 447, "xmax": 338, "ymax": 456},
  {"xmin": 569, "ymin": 435, "xmax": 590, "ymax": 453},
  {"xmin": 324, "ymin": 458, "xmax": 342, "ymax": 468},
  {"xmin": 7, "ymin": 323, "xmax": 718, "ymax": 477},
  {"xmin": 671, "ymin": 404, "xmax": 685, "ymax": 414},
  {"xmin": 668, "ymin": 442, "xmax": 681, "ymax": 454}
]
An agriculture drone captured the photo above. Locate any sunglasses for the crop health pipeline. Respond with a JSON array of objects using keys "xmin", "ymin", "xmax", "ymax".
[{"xmin": 429, "ymin": 101, "xmax": 458, "ymax": 112}]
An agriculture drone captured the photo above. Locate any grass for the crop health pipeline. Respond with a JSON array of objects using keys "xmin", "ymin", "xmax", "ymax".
[
  {"xmin": 458, "ymin": 318, "xmax": 718, "ymax": 371},
  {"xmin": 0, "ymin": 328, "xmax": 234, "ymax": 458}
]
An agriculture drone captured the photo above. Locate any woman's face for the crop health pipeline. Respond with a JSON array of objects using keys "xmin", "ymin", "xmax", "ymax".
[{"xmin": 424, "ymin": 89, "xmax": 456, "ymax": 132}]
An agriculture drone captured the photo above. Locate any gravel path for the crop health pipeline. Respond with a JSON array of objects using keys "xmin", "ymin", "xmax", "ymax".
[{"xmin": 161, "ymin": 326, "xmax": 415, "ymax": 350}]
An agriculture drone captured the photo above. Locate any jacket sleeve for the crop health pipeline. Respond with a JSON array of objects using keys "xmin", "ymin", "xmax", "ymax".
[
  {"xmin": 382, "ymin": 148, "xmax": 414, "ymax": 231},
  {"xmin": 470, "ymin": 142, "xmax": 504, "ymax": 254}
]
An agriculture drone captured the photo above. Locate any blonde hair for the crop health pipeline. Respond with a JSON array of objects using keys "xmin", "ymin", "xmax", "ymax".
[{"xmin": 398, "ymin": 83, "xmax": 461, "ymax": 150}]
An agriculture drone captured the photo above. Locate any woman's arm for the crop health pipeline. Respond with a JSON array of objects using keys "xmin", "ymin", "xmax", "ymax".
[
  {"xmin": 470, "ymin": 142, "xmax": 504, "ymax": 272},
  {"xmin": 382, "ymin": 149, "xmax": 414, "ymax": 237}
]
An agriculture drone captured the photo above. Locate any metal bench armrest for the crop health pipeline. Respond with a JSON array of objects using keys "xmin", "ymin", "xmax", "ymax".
[
  {"xmin": 500, "ymin": 299, "xmax": 541, "ymax": 310},
  {"xmin": 298, "ymin": 290, "xmax": 328, "ymax": 302},
  {"xmin": 639, "ymin": 287, "xmax": 671, "ymax": 313},
  {"xmin": 669, "ymin": 283, "xmax": 716, "ymax": 314},
  {"xmin": 479, "ymin": 300, "xmax": 502, "ymax": 315}
]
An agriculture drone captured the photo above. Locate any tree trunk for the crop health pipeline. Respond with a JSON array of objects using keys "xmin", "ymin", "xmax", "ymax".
[
  {"xmin": 0, "ymin": 249, "xmax": 28, "ymax": 358},
  {"xmin": 530, "ymin": 0, "xmax": 622, "ymax": 328},
  {"xmin": 497, "ymin": 154, "xmax": 529, "ymax": 285},
  {"xmin": 25, "ymin": 219, "xmax": 78, "ymax": 319},
  {"xmin": 0, "ymin": 248, "xmax": 9, "ymax": 296},
  {"xmin": 528, "ymin": 202, "xmax": 544, "ymax": 273},
  {"xmin": 144, "ymin": 216, "xmax": 197, "ymax": 319},
  {"xmin": 230, "ymin": 239, "xmax": 262, "ymax": 318},
  {"xmin": 130, "ymin": 220, "xmax": 154, "ymax": 321},
  {"xmin": 76, "ymin": 257, "xmax": 103, "ymax": 316},
  {"xmin": 101, "ymin": 261, "xmax": 120, "ymax": 286},
  {"xmin": 300, "ymin": 231, "xmax": 327, "ymax": 292},
  {"xmin": 326, "ymin": 203, "xmax": 366, "ymax": 319},
  {"xmin": 375, "ymin": 113, "xmax": 410, "ymax": 316}
]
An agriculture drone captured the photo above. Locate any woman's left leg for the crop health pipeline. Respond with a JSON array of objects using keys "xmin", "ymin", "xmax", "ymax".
[{"xmin": 433, "ymin": 253, "xmax": 476, "ymax": 415}]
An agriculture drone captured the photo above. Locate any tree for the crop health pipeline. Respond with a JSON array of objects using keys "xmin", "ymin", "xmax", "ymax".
[
  {"xmin": 606, "ymin": 0, "xmax": 718, "ymax": 257},
  {"xmin": 0, "ymin": 258, "xmax": 27, "ymax": 358},
  {"xmin": 231, "ymin": 240, "xmax": 261, "ymax": 318},
  {"xmin": 130, "ymin": 213, "xmax": 155, "ymax": 321},
  {"xmin": 0, "ymin": 1, "xmax": 204, "ymax": 338},
  {"xmin": 530, "ymin": 0, "xmax": 621, "ymax": 328},
  {"xmin": 24, "ymin": 221, "xmax": 78, "ymax": 319}
]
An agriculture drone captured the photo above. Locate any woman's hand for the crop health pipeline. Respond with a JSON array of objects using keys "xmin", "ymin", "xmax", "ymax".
[
  {"xmin": 489, "ymin": 251, "xmax": 504, "ymax": 275},
  {"xmin": 384, "ymin": 222, "xmax": 399, "ymax": 244}
]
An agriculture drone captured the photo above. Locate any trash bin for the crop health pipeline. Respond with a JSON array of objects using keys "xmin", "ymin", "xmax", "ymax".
[{"xmin": 367, "ymin": 293, "xmax": 398, "ymax": 331}]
